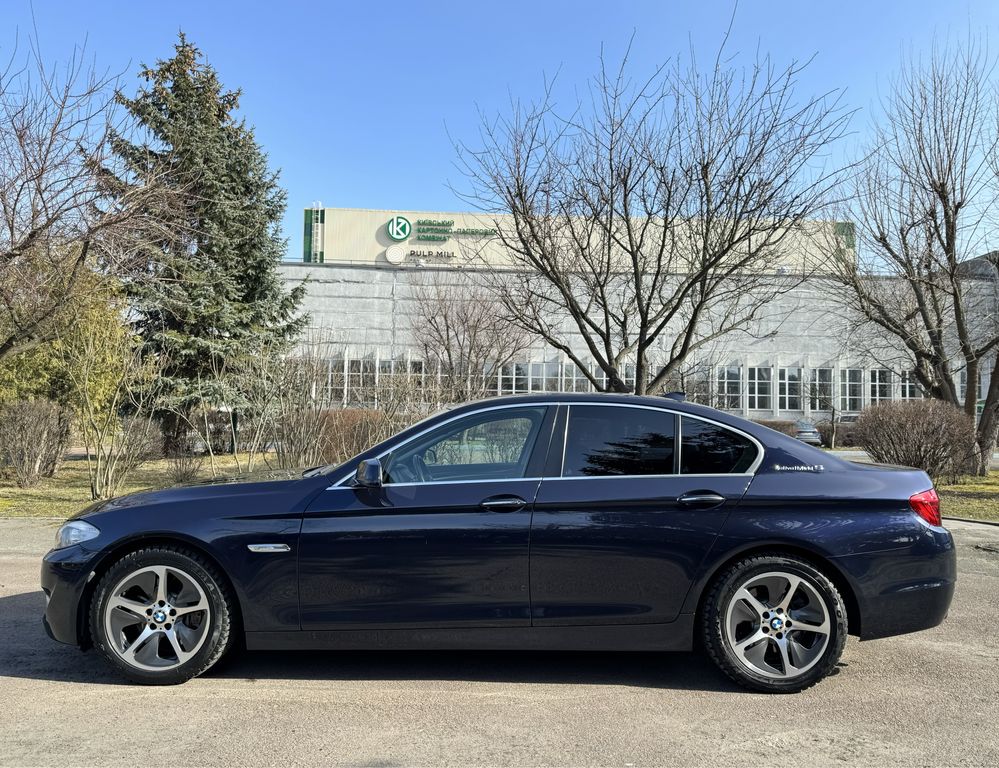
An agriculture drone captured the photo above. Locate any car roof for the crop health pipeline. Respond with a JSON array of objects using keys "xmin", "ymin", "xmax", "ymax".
[{"xmin": 449, "ymin": 393, "xmax": 773, "ymax": 436}]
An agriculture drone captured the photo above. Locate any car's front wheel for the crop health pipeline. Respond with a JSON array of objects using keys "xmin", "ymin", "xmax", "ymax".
[
  {"xmin": 702, "ymin": 554, "xmax": 847, "ymax": 693},
  {"xmin": 90, "ymin": 546, "xmax": 234, "ymax": 685}
]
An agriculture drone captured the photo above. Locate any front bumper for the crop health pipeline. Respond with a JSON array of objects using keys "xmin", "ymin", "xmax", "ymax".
[
  {"xmin": 40, "ymin": 544, "xmax": 99, "ymax": 646},
  {"xmin": 835, "ymin": 524, "xmax": 957, "ymax": 641}
]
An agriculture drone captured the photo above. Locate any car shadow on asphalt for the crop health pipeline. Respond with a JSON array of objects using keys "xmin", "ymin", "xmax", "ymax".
[{"xmin": 2, "ymin": 590, "xmax": 744, "ymax": 692}]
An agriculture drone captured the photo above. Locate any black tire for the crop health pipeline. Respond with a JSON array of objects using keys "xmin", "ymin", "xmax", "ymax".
[
  {"xmin": 90, "ymin": 546, "xmax": 235, "ymax": 685},
  {"xmin": 701, "ymin": 553, "xmax": 847, "ymax": 693}
]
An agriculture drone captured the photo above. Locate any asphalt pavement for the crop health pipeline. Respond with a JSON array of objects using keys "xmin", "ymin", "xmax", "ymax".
[{"xmin": 1, "ymin": 517, "xmax": 997, "ymax": 767}]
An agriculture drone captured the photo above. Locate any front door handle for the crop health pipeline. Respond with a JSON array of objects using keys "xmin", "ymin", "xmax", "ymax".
[
  {"xmin": 677, "ymin": 491, "xmax": 727, "ymax": 508},
  {"xmin": 480, "ymin": 495, "xmax": 527, "ymax": 512}
]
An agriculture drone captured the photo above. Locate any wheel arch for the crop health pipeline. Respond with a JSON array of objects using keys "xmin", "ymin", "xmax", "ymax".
[
  {"xmin": 77, "ymin": 534, "xmax": 244, "ymax": 649},
  {"xmin": 690, "ymin": 541, "xmax": 862, "ymax": 639}
]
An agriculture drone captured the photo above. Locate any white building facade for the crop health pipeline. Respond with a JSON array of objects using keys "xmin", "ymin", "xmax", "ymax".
[{"xmin": 282, "ymin": 207, "xmax": 993, "ymax": 419}]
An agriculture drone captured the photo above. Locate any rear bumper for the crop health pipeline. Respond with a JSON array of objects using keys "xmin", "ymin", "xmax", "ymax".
[
  {"xmin": 834, "ymin": 524, "xmax": 957, "ymax": 641},
  {"xmin": 40, "ymin": 545, "xmax": 97, "ymax": 647}
]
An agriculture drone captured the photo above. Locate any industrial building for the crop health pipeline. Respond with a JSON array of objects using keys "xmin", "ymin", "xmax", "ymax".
[{"xmin": 278, "ymin": 207, "xmax": 990, "ymax": 419}]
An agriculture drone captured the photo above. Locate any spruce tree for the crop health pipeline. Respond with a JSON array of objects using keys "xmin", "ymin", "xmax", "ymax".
[{"xmin": 112, "ymin": 34, "xmax": 305, "ymax": 447}]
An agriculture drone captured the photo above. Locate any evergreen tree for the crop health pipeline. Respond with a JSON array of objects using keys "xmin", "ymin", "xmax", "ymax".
[{"xmin": 111, "ymin": 34, "xmax": 305, "ymax": 446}]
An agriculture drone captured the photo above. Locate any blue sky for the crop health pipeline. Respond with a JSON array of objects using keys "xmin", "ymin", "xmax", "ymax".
[{"xmin": 6, "ymin": 1, "xmax": 999, "ymax": 259}]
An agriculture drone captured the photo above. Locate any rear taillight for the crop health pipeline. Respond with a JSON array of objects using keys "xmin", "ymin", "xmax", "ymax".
[{"xmin": 909, "ymin": 488, "xmax": 941, "ymax": 526}]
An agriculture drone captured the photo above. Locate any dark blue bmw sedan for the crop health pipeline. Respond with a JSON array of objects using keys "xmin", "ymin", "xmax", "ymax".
[{"xmin": 41, "ymin": 394, "xmax": 956, "ymax": 692}]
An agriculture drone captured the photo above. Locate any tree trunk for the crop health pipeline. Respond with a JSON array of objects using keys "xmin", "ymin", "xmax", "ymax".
[
  {"xmin": 160, "ymin": 411, "xmax": 186, "ymax": 457},
  {"xmin": 972, "ymin": 358, "xmax": 999, "ymax": 476}
]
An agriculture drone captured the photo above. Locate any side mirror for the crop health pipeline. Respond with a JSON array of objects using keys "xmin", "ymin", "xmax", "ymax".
[{"xmin": 354, "ymin": 458, "xmax": 383, "ymax": 487}]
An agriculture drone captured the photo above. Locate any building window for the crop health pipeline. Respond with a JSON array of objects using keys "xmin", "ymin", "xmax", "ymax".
[
  {"xmin": 870, "ymin": 369, "xmax": 892, "ymax": 403},
  {"xmin": 565, "ymin": 363, "xmax": 592, "ymax": 393},
  {"xmin": 900, "ymin": 371, "xmax": 921, "ymax": 399},
  {"xmin": 809, "ymin": 368, "xmax": 833, "ymax": 411},
  {"xmin": 623, "ymin": 363, "xmax": 637, "ymax": 391},
  {"xmin": 778, "ymin": 367, "xmax": 802, "ymax": 411},
  {"xmin": 716, "ymin": 366, "xmax": 742, "ymax": 410},
  {"xmin": 959, "ymin": 368, "xmax": 981, "ymax": 404},
  {"xmin": 747, "ymin": 367, "xmax": 772, "ymax": 410},
  {"xmin": 499, "ymin": 363, "xmax": 529, "ymax": 394},
  {"xmin": 529, "ymin": 362, "xmax": 561, "ymax": 392},
  {"xmin": 347, "ymin": 357, "xmax": 376, "ymax": 391},
  {"xmin": 840, "ymin": 368, "xmax": 863, "ymax": 412}
]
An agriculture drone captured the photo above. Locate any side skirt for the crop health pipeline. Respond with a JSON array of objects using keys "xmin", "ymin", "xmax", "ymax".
[{"xmin": 245, "ymin": 615, "xmax": 695, "ymax": 652}]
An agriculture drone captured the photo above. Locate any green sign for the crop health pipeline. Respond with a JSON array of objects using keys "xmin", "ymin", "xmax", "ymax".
[
  {"xmin": 386, "ymin": 215, "xmax": 411, "ymax": 241},
  {"xmin": 412, "ymin": 218, "xmax": 497, "ymax": 243}
]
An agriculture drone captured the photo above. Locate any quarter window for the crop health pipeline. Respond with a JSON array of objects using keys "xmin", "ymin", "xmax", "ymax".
[
  {"xmin": 563, "ymin": 406, "xmax": 676, "ymax": 477},
  {"xmin": 680, "ymin": 417, "xmax": 757, "ymax": 474}
]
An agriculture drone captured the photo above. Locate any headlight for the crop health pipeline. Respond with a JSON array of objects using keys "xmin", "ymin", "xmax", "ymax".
[{"xmin": 53, "ymin": 520, "xmax": 100, "ymax": 550}]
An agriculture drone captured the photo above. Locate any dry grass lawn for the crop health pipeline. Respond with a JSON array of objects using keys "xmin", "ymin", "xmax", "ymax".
[{"xmin": 0, "ymin": 455, "xmax": 996, "ymax": 523}]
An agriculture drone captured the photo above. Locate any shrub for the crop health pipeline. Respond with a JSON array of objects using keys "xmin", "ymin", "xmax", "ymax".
[
  {"xmin": 319, "ymin": 409, "xmax": 391, "ymax": 467},
  {"xmin": 165, "ymin": 431, "xmax": 205, "ymax": 485},
  {"xmin": 0, "ymin": 399, "xmax": 70, "ymax": 487},
  {"xmin": 854, "ymin": 400, "xmax": 976, "ymax": 482},
  {"xmin": 753, "ymin": 419, "xmax": 797, "ymax": 437},
  {"xmin": 815, "ymin": 419, "xmax": 859, "ymax": 448}
]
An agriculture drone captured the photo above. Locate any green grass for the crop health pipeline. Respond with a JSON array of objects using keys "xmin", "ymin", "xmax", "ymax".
[
  {"xmin": 937, "ymin": 472, "xmax": 999, "ymax": 522},
  {"xmin": 1, "ymin": 456, "xmax": 997, "ymax": 523},
  {"xmin": 0, "ymin": 455, "xmax": 251, "ymax": 520}
]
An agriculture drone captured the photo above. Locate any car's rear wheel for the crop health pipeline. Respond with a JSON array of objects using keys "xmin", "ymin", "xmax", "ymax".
[
  {"xmin": 702, "ymin": 554, "xmax": 847, "ymax": 693},
  {"xmin": 90, "ymin": 546, "xmax": 234, "ymax": 685}
]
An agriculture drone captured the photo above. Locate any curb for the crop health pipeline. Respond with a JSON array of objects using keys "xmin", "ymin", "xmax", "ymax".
[{"xmin": 943, "ymin": 516, "xmax": 999, "ymax": 528}]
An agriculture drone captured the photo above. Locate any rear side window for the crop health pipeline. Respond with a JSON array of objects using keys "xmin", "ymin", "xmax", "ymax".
[
  {"xmin": 680, "ymin": 416, "xmax": 757, "ymax": 474},
  {"xmin": 563, "ymin": 405, "xmax": 676, "ymax": 477}
]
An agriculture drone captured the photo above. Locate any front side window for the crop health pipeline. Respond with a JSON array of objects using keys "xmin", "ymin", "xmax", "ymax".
[
  {"xmin": 563, "ymin": 406, "xmax": 676, "ymax": 477},
  {"xmin": 383, "ymin": 406, "xmax": 547, "ymax": 484},
  {"xmin": 680, "ymin": 416, "xmax": 757, "ymax": 474}
]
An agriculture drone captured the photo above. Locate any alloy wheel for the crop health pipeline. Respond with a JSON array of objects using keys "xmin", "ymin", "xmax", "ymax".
[
  {"xmin": 102, "ymin": 565, "xmax": 212, "ymax": 671},
  {"xmin": 723, "ymin": 570, "xmax": 832, "ymax": 680}
]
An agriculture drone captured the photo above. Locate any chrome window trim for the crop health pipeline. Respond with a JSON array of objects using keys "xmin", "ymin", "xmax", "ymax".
[
  {"xmin": 351, "ymin": 477, "xmax": 545, "ymax": 489},
  {"xmin": 328, "ymin": 402, "xmax": 560, "ymax": 488},
  {"xmin": 326, "ymin": 400, "xmax": 764, "ymax": 490}
]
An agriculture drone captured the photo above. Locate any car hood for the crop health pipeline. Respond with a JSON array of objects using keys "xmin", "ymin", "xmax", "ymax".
[{"xmin": 70, "ymin": 468, "xmax": 314, "ymax": 521}]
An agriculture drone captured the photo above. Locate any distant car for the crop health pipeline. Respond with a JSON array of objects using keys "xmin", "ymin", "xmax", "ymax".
[
  {"xmin": 41, "ymin": 394, "xmax": 955, "ymax": 693},
  {"xmin": 792, "ymin": 420, "xmax": 823, "ymax": 446}
]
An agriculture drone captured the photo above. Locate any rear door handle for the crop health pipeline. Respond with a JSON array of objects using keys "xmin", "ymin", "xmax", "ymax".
[
  {"xmin": 480, "ymin": 495, "xmax": 527, "ymax": 512},
  {"xmin": 677, "ymin": 492, "xmax": 727, "ymax": 508}
]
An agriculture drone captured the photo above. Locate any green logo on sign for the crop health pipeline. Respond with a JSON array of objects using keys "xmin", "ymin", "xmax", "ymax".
[{"xmin": 386, "ymin": 216, "xmax": 411, "ymax": 241}]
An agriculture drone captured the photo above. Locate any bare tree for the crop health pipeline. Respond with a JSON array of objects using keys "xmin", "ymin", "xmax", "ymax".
[
  {"xmin": 58, "ymin": 300, "xmax": 160, "ymax": 499},
  {"xmin": 830, "ymin": 40, "xmax": 999, "ymax": 474},
  {"xmin": 456, "ymin": 45, "xmax": 851, "ymax": 395},
  {"xmin": 411, "ymin": 277, "xmax": 529, "ymax": 402},
  {"xmin": 0, "ymin": 399, "xmax": 67, "ymax": 487},
  {"xmin": 0, "ymin": 39, "xmax": 174, "ymax": 360}
]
